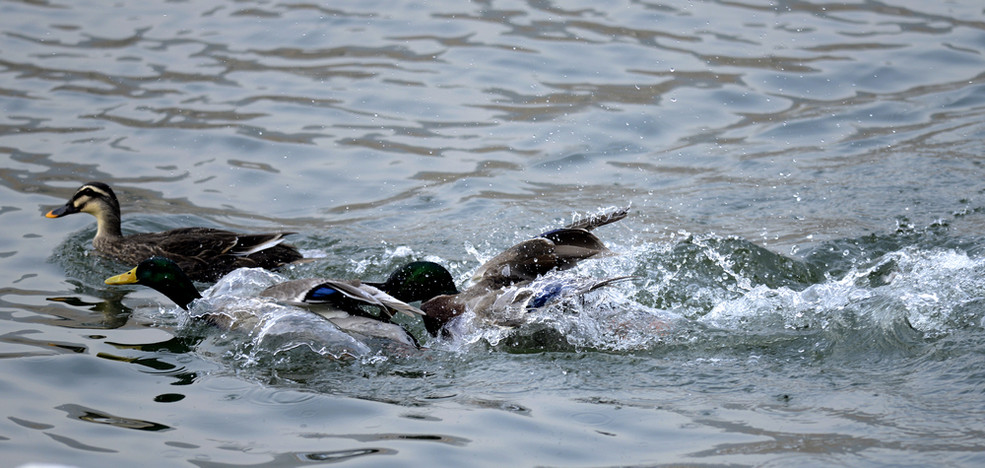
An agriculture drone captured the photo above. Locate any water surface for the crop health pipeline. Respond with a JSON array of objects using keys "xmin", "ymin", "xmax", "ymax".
[{"xmin": 2, "ymin": 0, "xmax": 985, "ymax": 466}]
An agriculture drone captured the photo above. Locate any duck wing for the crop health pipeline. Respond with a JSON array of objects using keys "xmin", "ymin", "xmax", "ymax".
[
  {"xmin": 473, "ymin": 228, "xmax": 614, "ymax": 284},
  {"xmin": 139, "ymin": 228, "xmax": 295, "ymax": 257},
  {"xmin": 472, "ymin": 237, "xmax": 559, "ymax": 284},
  {"xmin": 474, "ymin": 206, "xmax": 628, "ymax": 284},
  {"xmin": 540, "ymin": 228, "xmax": 614, "ymax": 263},
  {"xmin": 123, "ymin": 228, "xmax": 240, "ymax": 258},
  {"xmin": 261, "ymin": 279, "xmax": 425, "ymax": 321},
  {"xmin": 327, "ymin": 316, "xmax": 420, "ymax": 348},
  {"xmin": 260, "ymin": 278, "xmax": 333, "ymax": 304},
  {"xmin": 108, "ymin": 228, "xmax": 300, "ymax": 281}
]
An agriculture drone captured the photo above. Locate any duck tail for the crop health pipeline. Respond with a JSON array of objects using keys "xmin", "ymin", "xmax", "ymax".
[
  {"xmin": 584, "ymin": 275, "xmax": 636, "ymax": 293},
  {"xmin": 563, "ymin": 205, "xmax": 629, "ymax": 231},
  {"xmin": 231, "ymin": 232, "xmax": 295, "ymax": 256}
]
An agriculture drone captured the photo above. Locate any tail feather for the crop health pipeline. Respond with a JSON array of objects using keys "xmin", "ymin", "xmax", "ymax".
[
  {"xmin": 231, "ymin": 233, "xmax": 294, "ymax": 256},
  {"xmin": 583, "ymin": 275, "xmax": 636, "ymax": 293},
  {"xmin": 562, "ymin": 206, "xmax": 629, "ymax": 231}
]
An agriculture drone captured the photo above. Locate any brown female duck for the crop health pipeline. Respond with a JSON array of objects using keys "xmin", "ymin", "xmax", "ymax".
[{"xmin": 46, "ymin": 181, "xmax": 302, "ymax": 281}]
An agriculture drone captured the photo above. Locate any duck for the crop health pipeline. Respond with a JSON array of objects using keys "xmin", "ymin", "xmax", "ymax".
[
  {"xmin": 103, "ymin": 257, "xmax": 448, "ymax": 350},
  {"xmin": 46, "ymin": 182, "xmax": 302, "ymax": 281},
  {"xmin": 376, "ymin": 206, "xmax": 632, "ymax": 336}
]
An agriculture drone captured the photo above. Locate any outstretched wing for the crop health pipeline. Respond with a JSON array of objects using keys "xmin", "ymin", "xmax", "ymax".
[{"xmin": 270, "ymin": 279, "xmax": 425, "ymax": 320}]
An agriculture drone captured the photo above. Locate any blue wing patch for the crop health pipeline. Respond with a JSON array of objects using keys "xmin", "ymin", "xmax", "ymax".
[
  {"xmin": 305, "ymin": 285, "xmax": 340, "ymax": 303},
  {"xmin": 528, "ymin": 281, "xmax": 566, "ymax": 309}
]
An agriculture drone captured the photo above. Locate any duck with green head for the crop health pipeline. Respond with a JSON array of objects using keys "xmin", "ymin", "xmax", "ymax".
[
  {"xmin": 377, "ymin": 206, "xmax": 633, "ymax": 336},
  {"xmin": 47, "ymin": 181, "xmax": 302, "ymax": 281},
  {"xmin": 104, "ymin": 257, "xmax": 454, "ymax": 349}
]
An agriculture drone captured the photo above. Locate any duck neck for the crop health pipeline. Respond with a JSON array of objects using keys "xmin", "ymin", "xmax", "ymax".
[
  {"xmin": 92, "ymin": 204, "xmax": 124, "ymax": 242},
  {"xmin": 420, "ymin": 295, "xmax": 465, "ymax": 336},
  {"xmin": 163, "ymin": 283, "xmax": 203, "ymax": 310}
]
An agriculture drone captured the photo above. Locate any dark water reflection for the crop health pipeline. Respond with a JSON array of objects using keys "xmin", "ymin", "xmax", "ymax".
[{"xmin": 3, "ymin": 0, "xmax": 985, "ymax": 466}]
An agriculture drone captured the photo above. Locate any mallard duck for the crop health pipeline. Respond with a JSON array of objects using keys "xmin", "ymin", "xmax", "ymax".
[
  {"xmin": 104, "ymin": 257, "xmax": 439, "ymax": 349},
  {"xmin": 377, "ymin": 206, "xmax": 632, "ymax": 336},
  {"xmin": 46, "ymin": 182, "xmax": 302, "ymax": 281}
]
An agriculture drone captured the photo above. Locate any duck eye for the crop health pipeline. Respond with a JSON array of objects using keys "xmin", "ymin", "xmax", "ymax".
[{"xmin": 74, "ymin": 190, "xmax": 95, "ymax": 202}]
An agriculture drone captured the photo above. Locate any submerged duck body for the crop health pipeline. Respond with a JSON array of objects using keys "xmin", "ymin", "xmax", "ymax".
[
  {"xmin": 47, "ymin": 182, "xmax": 302, "ymax": 281},
  {"xmin": 381, "ymin": 206, "xmax": 632, "ymax": 336},
  {"xmin": 104, "ymin": 257, "xmax": 426, "ymax": 350}
]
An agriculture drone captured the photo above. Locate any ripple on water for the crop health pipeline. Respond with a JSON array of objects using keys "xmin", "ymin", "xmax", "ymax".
[{"xmin": 2, "ymin": 0, "xmax": 985, "ymax": 466}]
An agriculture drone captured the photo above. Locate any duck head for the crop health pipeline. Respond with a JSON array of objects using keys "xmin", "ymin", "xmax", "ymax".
[
  {"xmin": 375, "ymin": 261, "xmax": 459, "ymax": 302},
  {"xmin": 46, "ymin": 182, "xmax": 123, "ymax": 238},
  {"xmin": 372, "ymin": 261, "xmax": 460, "ymax": 336},
  {"xmin": 105, "ymin": 257, "xmax": 202, "ymax": 310},
  {"xmin": 46, "ymin": 181, "xmax": 119, "ymax": 219}
]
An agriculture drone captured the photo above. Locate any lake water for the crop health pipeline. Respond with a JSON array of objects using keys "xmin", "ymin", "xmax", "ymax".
[{"xmin": 3, "ymin": 0, "xmax": 985, "ymax": 466}]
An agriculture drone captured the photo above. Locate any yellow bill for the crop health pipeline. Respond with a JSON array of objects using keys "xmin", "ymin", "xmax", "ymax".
[{"xmin": 105, "ymin": 267, "xmax": 139, "ymax": 285}]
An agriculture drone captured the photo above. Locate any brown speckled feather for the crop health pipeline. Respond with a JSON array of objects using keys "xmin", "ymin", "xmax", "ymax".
[{"xmin": 94, "ymin": 228, "xmax": 301, "ymax": 282}]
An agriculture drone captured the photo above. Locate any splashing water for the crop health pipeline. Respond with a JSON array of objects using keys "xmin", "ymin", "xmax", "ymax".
[
  {"xmin": 188, "ymin": 268, "xmax": 375, "ymax": 364},
  {"xmin": 428, "ymin": 231, "xmax": 985, "ymax": 359},
  {"xmin": 135, "ymin": 228, "xmax": 985, "ymax": 373}
]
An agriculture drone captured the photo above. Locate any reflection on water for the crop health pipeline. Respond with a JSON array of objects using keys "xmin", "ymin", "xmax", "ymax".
[
  {"xmin": 57, "ymin": 403, "xmax": 173, "ymax": 432},
  {"xmin": 2, "ymin": 0, "xmax": 985, "ymax": 466}
]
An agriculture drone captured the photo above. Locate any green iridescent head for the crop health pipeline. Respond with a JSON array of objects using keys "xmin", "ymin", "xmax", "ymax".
[
  {"xmin": 376, "ymin": 261, "xmax": 459, "ymax": 304},
  {"xmin": 105, "ymin": 257, "xmax": 202, "ymax": 309}
]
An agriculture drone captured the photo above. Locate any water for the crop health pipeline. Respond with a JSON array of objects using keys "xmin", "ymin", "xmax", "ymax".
[{"xmin": 3, "ymin": 0, "xmax": 985, "ymax": 465}]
